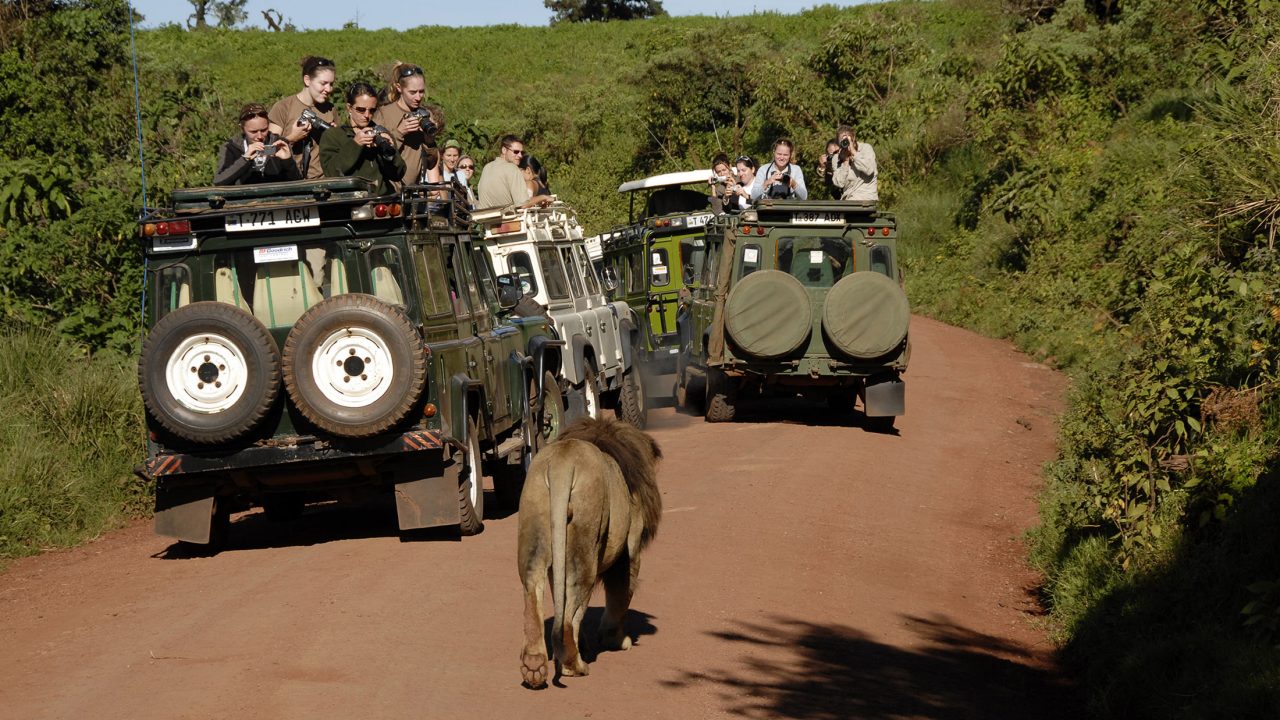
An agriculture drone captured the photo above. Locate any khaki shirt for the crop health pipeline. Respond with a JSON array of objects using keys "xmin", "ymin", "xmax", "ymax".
[
  {"xmin": 372, "ymin": 102, "xmax": 433, "ymax": 187},
  {"xmin": 268, "ymin": 95, "xmax": 336, "ymax": 180},
  {"xmin": 476, "ymin": 158, "xmax": 530, "ymax": 209}
]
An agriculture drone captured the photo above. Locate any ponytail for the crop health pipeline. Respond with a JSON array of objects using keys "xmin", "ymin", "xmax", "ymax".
[{"xmin": 386, "ymin": 61, "xmax": 425, "ymax": 105}]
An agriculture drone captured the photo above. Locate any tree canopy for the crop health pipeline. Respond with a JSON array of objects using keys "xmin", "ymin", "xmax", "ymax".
[{"xmin": 544, "ymin": 0, "xmax": 665, "ymax": 24}]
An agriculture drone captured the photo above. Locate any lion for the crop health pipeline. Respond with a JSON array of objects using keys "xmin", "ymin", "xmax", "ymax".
[{"xmin": 516, "ymin": 416, "xmax": 663, "ymax": 689}]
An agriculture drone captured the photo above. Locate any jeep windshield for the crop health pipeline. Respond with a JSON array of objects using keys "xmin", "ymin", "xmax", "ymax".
[{"xmin": 776, "ymin": 236, "xmax": 853, "ymax": 289}]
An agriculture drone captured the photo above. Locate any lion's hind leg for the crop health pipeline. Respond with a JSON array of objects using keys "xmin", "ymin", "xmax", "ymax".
[
  {"xmin": 520, "ymin": 568, "xmax": 552, "ymax": 689},
  {"xmin": 558, "ymin": 566, "xmax": 593, "ymax": 677},
  {"xmin": 598, "ymin": 553, "xmax": 634, "ymax": 651}
]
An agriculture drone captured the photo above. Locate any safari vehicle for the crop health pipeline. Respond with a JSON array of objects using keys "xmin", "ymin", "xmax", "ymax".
[
  {"xmin": 135, "ymin": 177, "xmax": 565, "ymax": 548},
  {"xmin": 601, "ymin": 170, "xmax": 716, "ymax": 394},
  {"xmin": 476, "ymin": 202, "xmax": 646, "ymax": 428},
  {"xmin": 676, "ymin": 199, "xmax": 909, "ymax": 427}
]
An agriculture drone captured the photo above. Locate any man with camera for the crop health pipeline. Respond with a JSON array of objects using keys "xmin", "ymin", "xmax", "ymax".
[
  {"xmin": 749, "ymin": 138, "xmax": 808, "ymax": 201},
  {"xmin": 831, "ymin": 125, "xmax": 878, "ymax": 202}
]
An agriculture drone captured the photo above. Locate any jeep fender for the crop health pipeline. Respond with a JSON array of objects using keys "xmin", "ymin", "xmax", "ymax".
[
  {"xmin": 528, "ymin": 335, "xmax": 565, "ymax": 397},
  {"xmin": 567, "ymin": 334, "xmax": 592, "ymax": 386},
  {"xmin": 618, "ymin": 317, "xmax": 637, "ymax": 370},
  {"xmin": 447, "ymin": 373, "xmax": 485, "ymax": 449}
]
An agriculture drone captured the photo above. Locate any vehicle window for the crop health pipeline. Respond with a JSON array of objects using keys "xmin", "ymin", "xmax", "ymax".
[
  {"xmin": 559, "ymin": 246, "xmax": 585, "ymax": 298},
  {"xmin": 680, "ymin": 236, "xmax": 706, "ymax": 286},
  {"xmin": 574, "ymin": 245, "xmax": 601, "ymax": 295},
  {"xmin": 412, "ymin": 241, "xmax": 452, "ymax": 316},
  {"xmin": 470, "ymin": 245, "xmax": 500, "ymax": 307},
  {"xmin": 776, "ymin": 236, "xmax": 852, "ymax": 288},
  {"xmin": 507, "ymin": 251, "xmax": 540, "ymax": 297},
  {"xmin": 368, "ymin": 245, "xmax": 407, "ymax": 306},
  {"xmin": 250, "ymin": 258, "xmax": 323, "ymax": 329},
  {"xmin": 738, "ymin": 243, "xmax": 762, "ymax": 279},
  {"xmin": 871, "ymin": 245, "xmax": 892, "ymax": 277},
  {"xmin": 538, "ymin": 246, "xmax": 571, "ymax": 300},
  {"xmin": 213, "ymin": 255, "xmax": 250, "ymax": 310},
  {"xmin": 625, "ymin": 251, "xmax": 644, "ymax": 294},
  {"xmin": 651, "ymin": 248, "xmax": 671, "ymax": 287},
  {"xmin": 155, "ymin": 263, "xmax": 191, "ymax": 320}
]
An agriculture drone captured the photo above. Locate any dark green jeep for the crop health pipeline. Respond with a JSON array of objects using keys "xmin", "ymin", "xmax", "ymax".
[
  {"xmin": 677, "ymin": 199, "xmax": 909, "ymax": 427},
  {"xmin": 136, "ymin": 178, "xmax": 564, "ymax": 547},
  {"xmin": 601, "ymin": 171, "xmax": 716, "ymax": 396}
]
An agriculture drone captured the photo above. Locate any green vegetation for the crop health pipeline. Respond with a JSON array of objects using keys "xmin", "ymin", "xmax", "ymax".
[
  {"xmin": 0, "ymin": 328, "xmax": 146, "ymax": 561},
  {"xmin": 2, "ymin": 0, "xmax": 1280, "ymax": 714}
]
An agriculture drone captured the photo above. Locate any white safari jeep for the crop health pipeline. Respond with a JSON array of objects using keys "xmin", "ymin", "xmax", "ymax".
[{"xmin": 476, "ymin": 202, "xmax": 648, "ymax": 428}]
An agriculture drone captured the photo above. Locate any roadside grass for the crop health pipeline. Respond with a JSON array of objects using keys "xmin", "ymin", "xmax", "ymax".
[{"xmin": 0, "ymin": 327, "xmax": 147, "ymax": 562}]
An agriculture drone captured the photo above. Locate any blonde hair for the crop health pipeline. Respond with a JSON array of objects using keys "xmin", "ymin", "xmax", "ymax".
[{"xmin": 385, "ymin": 61, "xmax": 425, "ymax": 105}]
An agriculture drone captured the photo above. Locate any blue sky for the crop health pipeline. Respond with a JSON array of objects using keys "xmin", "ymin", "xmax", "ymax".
[{"xmin": 130, "ymin": 0, "xmax": 868, "ymax": 30}]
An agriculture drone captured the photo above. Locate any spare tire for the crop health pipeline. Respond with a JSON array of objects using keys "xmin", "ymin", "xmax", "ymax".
[
  {"xmin": 822, "ymin": 271, "xmax": 910, "ymax": 360},
  {"xmin": 282, "ymin": 294, "xmax": 426, "ymax": 438},
  {"xmin": 139, "ymin": 301, "xmax": 281, "ymax": 444},
  {"xmin": 724, "ymin": 270, "xmax": 811, "ymax": 359}
]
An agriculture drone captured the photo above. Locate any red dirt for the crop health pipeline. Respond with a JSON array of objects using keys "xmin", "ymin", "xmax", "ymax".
[{"xmin": 0, "ymin": 315, "xmax": 1077, "ymax": 719}]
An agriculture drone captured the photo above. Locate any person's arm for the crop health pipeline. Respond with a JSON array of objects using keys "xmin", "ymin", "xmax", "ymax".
[
  {"xmin": 749, "ymin": 170, "xmax": 766, "ymax": 201},
  {"xmin": 854, "ymin": 143, "xmax": 876, "ymax": 177},
  {"xmin": 790, "ymin": 165, "xmax": 808, "ymax": 200},
  {"xmin": 213, "ymin": 140, "xmax": 251, "ymax": 186},
  {"xmin": 319, "ymin": 129, "xmax": 364, "ymax": 177},
  {"xmin": 832, "ymin": 157, "xmax": 855, "ymax": 190}
]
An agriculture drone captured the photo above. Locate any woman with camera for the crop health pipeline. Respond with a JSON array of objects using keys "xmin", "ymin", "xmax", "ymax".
[
  {"xmin": 831, "ymin": 125, "xmax": 878, "ymax": 202},
  {"xmin": 372, "ymin": 62, "xmax": 443, "ymax": 188},
  {"xmin": 214, "ymin": 103, "xmax": 301, "ymax": 186},
  {"xmin": 267, "ymin": 56, "xmax": 338, "ymax": 180},
  {"xmin": 749, "ymin": 138, "xmax": 808, "ymax": 201},
  {"xmin": 319, "ymin": 82, "xmax": 406, "ymax": 196}
]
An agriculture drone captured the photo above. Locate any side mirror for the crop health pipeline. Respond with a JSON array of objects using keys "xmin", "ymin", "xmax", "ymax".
[
  {"xmin": 496, "ymin": 273, "xmax": 522, "ymax": 310},
  {"xmin": 601, "ymin": 267, "xmax": 619, "ymax": 293},
  {"xmin": 499, "ymin": 283, "xmax": 522, "ymax": 310}
]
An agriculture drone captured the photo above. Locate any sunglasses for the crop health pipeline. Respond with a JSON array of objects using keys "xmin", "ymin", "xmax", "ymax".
[
  {"xmin": 350, "ymin": 105, "xmax": 376, "ymax": 114},
  {"xmin": 398, "ymin": 65, "xmax": 424, "ymax": 78},
  {"xmin": 315, "ymin": 57, "xmax": 334, "ymax": 67},
  {"xmin": 459, "ymin": 164, "xmax": 475, "ymax": 170},
  {"xmin": 510, "ymin": 149, "xmax": 525, "ymax": 156}
]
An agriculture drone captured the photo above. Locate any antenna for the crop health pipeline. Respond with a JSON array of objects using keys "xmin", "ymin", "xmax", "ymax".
[
  {"xmin": 128, "ymin": 1, "xmax": 151, "ymax": 346},
  {"xmin": 645, "ymin": 126, "xmax": 674, "ymax": 165},
  {"xmin": 712, "ymin": 119, "xmax": 723, "ymax": 152}
]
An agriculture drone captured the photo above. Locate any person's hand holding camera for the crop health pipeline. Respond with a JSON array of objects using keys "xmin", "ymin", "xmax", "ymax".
[
  {"xmin": 271, "ymin": 139, "xmax": 291, "ymax": 160},
  {"xmin": 286, "ymin": 119, "xmax": 311, "ymax": 144},
  {"xmin": 243, "ymin": 140, "xmax": 266, "ymax": 161},
  {"xmin": 398, "ymin": 113, "xmax": 420, "ymax": 136},
  {"xmin": 355, "ymin": 127, "xmax": 377, "ymax": 148}
]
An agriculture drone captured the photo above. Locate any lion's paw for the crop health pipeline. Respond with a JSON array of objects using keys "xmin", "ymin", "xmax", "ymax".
[
  {"xmin": 598, "ymin": 629, "xmax": 633, "ymax": 651},
  {"xmin": 562, "ymin": 657, "xmax": 590, "ymax": 677},
  {"xmin": 521, "ymin": 650, "xmax": 549, "ymax": 689}
]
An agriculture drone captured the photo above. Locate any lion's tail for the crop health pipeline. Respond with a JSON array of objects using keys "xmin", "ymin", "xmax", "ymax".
[{"xmin": 549, "ymin": 456, "xmax": 574, "ymax": 669}]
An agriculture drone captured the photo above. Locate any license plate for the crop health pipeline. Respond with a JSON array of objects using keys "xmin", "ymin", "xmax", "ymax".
[
  {"xmin": 792, "ymin": 212, "xmax": 843, "ymax": 225},
  {"xmin": 225, "ymin": 207, "xmax": 319, "ymax": 232},
  {"xmin": 686, "ymin": 213, "xmax": 713, "ymax": 228}
]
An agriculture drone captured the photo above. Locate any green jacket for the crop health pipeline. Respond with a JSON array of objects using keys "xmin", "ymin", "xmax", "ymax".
[{"xmin": 319, "ymin": 124, "xmax": 406, "ymax": 196}]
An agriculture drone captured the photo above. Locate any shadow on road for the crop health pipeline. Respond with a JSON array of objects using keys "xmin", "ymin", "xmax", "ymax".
[
  {"xmin": 539, "ymin": 608, "xmax": 660, "ymax": 664},
  {"xmin": 674, "ymin": 393, "xmax": 901, "ymax": 433},
  {"xmin": 663, "ymin": 613, "xmax": 1078, "ymax": 719}
]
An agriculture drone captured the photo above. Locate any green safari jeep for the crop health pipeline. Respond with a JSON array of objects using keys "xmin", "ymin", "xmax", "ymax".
[
  {"xmin": 601, "ymin": 170, "xmax": 717, "ymax": 397},
  {"xmin": 135, "ymin": 178, "xmax": 565, "ymax": 547},
  {"xmin": 677, "ymin": 199, "xmax": 909, "ymax": 427}
]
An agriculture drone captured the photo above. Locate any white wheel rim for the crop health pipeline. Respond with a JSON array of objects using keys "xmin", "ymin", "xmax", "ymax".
[
  {"xmin": 165, "ymin": 333, "xmax": 249, "ymax": 414},
  {"xmin": 309, "ymin": 326, "xmax": 395, "ymax": 408}
]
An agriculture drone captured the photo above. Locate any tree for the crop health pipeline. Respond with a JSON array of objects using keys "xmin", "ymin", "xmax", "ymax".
[
  {"xmin": 186, "ymin": 0, "xmax": 247, "ymax": 30},
  {"xmin": 544, "ymin": 0, "xmax": 665, "ymax": 24}
]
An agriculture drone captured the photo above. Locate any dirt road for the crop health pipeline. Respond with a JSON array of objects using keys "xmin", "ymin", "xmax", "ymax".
[{"xmin": 0, "ymin": 316, "xmax": 1077, "ymax": 719}]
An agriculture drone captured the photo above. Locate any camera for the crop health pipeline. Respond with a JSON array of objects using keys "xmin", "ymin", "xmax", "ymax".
[
  {"xmin": 405, "ymin": 107, "xmax": 438, "ymax": 136},
  {"xmin": 766, "ymin": 173, "xmax": 792, "ymax": 199},
  {"xmin": 297, "ymin": 107, "xmax": 334, "ymax": 133},
  {"xmin": 713, "ymin": 175, "xmax": 732, "ymax": 184},
  {"xmin": 839, "ymin": 137, "xmax": 851, "ymax": 149},
  {"xmin": 252, "ymin": 153, "xmax": 268, "ymax": 172},
  {"xmin": 369, "ymin": 124, "xmax": 397, "ymax": 156}
]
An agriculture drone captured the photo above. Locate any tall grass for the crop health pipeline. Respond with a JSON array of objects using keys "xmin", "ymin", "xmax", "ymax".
[{"xmin": 0, "ymin": 327, "xmax": 147, "ymax": 560}]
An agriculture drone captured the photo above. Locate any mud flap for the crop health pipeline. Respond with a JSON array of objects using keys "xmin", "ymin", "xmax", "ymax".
[
  {"xmin": 394, "ymin": 471, "xmax": 458, "ymax": 530},
  {"xmin": 865, "ymin": 378, "xmax": 905, "ymax": 417},
  {"xmin": 154, "ymin": 484, "xmax": 215, "ymax": 543}
]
